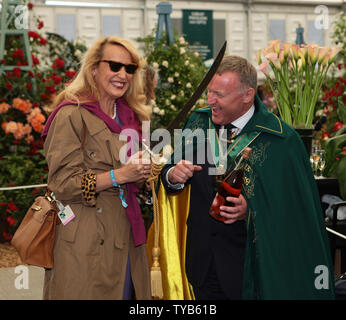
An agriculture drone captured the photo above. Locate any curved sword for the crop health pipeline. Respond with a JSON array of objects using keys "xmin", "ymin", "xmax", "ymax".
[{"xmin": 166, "ymin": 40, "xmax": 227, "ymax": 135}]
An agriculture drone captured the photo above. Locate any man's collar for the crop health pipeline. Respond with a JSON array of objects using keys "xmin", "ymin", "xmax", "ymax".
[{"xmin": 231, "ymin": 104, "xmax": 254, "ymax": 132}]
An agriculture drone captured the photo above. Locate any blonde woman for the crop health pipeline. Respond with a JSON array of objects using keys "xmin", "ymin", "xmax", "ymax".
[{"xmin": 42, "ymin": 36, "xmax": 152, "ymax": 300}]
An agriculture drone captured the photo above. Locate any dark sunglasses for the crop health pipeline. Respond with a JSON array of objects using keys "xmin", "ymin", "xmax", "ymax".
[{"xmin": 99, "ymin": 60, "xmax": 138, "ymax": 74}]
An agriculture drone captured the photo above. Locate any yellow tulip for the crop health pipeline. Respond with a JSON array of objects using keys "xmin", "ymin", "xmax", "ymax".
[
  {"xmin": 282, "ymin": 42, "xmax": 292, "ymax": 59},
  {"xmin": 318, "ymin": 47, "xmax": 330, "ymax": 63},
  {"xmin": 259, "ymin": 60, "xmax": 270, "ymax": 77},
  {"xmin": 297, "ymin": 58, "xmax": 303, "ymax": 71},
  {"xmin": 322, "ymin": 53, "xmax": 330, "ymax": 66},
  {"xmin": 279, "ymin": 49, "xmax": 285, "ymax": 65},
  {"xmin": 328, "ymin": 47, "xmax": 342, "ymax": 63},
  {"xmin": 291, "ymin": 44, "xmax": 300, "ymax": 61},
  {"xmin": 262, "ymin": 45, "xmax": 274, "ymax": 57},
  {"xmin": 298, "ymin": 51, "xmax": 306, "ymax": 67},
  {"xmin": 299, "ymin": 46, "xmax": 308, "ymax": 60},
  {"xmin": 269, "ymin": 40, "xmax": 281, "ymax": 55},
  {"xmin": 265, "ymin": 52, "xmax": 281, "ymax": 70},
  {"xmin": 308, "ymin": 45, "xmax": 320, "ymax": 64}
]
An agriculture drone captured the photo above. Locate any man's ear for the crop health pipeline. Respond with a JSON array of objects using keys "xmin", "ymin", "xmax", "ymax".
[{"xmin": 243, "ymin": 87, "xmax": 255, "ymax": 104}]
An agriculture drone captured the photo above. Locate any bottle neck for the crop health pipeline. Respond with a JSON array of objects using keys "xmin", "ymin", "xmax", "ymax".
[
  {"xmin": 233, "ymin": 155, "xmax": 245, "ymax": 171},
  {"xmin": 223, "ymin": 154, "xmax": 246, "ymax": 182}
]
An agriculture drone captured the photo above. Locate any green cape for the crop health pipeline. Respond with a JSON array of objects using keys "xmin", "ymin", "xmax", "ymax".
[{"xmin": 159, "ymin": 96, "xmax": 335, "ymax": 299}]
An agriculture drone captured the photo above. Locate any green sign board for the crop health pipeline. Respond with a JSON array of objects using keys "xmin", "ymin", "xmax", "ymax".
[{"xmin": 182, "ymin": 10, "xmax": 213, "ymax": 61}]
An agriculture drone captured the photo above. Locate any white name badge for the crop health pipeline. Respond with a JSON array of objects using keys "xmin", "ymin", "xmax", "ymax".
[{"xmin": 56, "ymin": 200, "xmax": 75, "ymax": 225}]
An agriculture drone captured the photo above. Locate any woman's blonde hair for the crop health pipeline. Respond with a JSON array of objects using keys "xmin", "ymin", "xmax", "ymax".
[{"xmin": 53, "ymin": 36, "xmax": 152, "ymax": 122}]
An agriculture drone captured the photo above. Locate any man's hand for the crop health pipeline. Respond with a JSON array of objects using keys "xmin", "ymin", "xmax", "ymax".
[
  {"xmin": 168, "ymin": 160, "xmax": 202, "ymax": 184},
  {"xmin": 214, "ymin": 194, "xmax": 247, "ymax": 224}
]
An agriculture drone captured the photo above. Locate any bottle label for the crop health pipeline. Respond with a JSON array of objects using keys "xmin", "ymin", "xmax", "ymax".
[{"xmin": 221, "ymin": 182, "xmax": 241, "ymax": 196}]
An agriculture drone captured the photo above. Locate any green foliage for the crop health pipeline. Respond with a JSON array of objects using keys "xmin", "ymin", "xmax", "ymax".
[{"xmin": 137, "ymin": 30, "xmax": 207, "ymax": 131}]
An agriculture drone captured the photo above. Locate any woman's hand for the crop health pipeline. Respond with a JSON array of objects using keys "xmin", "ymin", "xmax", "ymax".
[{"xmin": 115, "ymin": 151, "xmax": 152, "ymax": 185}]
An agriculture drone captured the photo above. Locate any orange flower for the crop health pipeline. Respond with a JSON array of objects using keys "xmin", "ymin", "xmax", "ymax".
[
  {"xmin": 31, "ymin": 120, "xmax": 44, "ymax": 133},
  {"xmin": 12, "ymin": 98, "xmax": 32, "ymax": 114},
  {"xmin": 13, "ymin": 122, "xmax": 25, "ymax": 140},
  {"xmin": 25, "ymin": 134, "xmax": 34, "ymax": 144},
  {"xmin": 5, "ymin": 121, "xmax": 18, "ymax": 134},
  {"xmin": 1, "ymin": 121, "xmax": 8, "ymax": 132},
  {"xmin": 27, "ymin": 108, "xmax": 46, "ymax": 133},
  {"xmin": 0, "ymin": 102, "xmax": 10, "ymax": 114},
  {"xmin": 23, "ymin": 124, "xmax": 32, "ymax": 135}
]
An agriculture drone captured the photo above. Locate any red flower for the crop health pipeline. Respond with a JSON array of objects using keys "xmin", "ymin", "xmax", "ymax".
[
  {"xmin": 2, "ymin": 232, "xmax": 12, "ymax": 241},
  {"xmin": 0, "ymin": 202, "xmax": 7, "ymax": 207},
  {"xmin": 0, "ymin": 59, "xmax": 4, "ymax": 64},
  {"xmin": 13, "ymin": 67, "xmax": 21, "ymax": 78},
  {"xmin": 39, "ymin": 37, "xmax": 47, "ymax": 45},
  {"xmin": 6, "ymin": 216, "xmax": 17, "ymax": 227},
  {"xmin": 27, "ymin": 82, "xmax": 33, "ymax": 91},
  {"xmin": 28, "ymin": 30, "xmax": 39, "ymax": 39},
  {"xmin": 7, "ymin": 201, "xmax": 19, "ymax": 212},
  {"xmin": 6, "ymin": 82, "xmax": 12, "ymax": 91},
  {"xmin": 55, "ymin": 58, "xmax": 65, "ymax": 69},
  {"xmin": 40, "ymin": 93, "xmax": 47, "ymax": 100},
  {"xmin": 45, "ymin": 85, "xmax": 56, "ymax": 94},
  {"xmin": 31, "ymin": 54, "xmax": 40, "ymax": 65},
  {"xmin": 28, "ymin": 2, "xmax": 34, "ymax": 10},
  {"xmin": 28, "ymin": 70, "xmax": 34, "ymax": 78},
  {"xmin": 12, "ymin": 49, "xmax": 24, "ymax": 59},
  {"xmin": 333, "ymin": 121, "xmax": 344, "ymax": 132},
  {"xmin": 51, "ymin": 75, "xmax": 62, "ymax": 84},
  {"xmin": 65, "ymin": 70, "xmax": 76, "ymax": 79},
  {"xmin": 322, "ymin": 132, "xmax": 330, "ymax": 140},
  {"xmin": 37, "ymin": 20, "xmax": 44, "ymax": 30}
]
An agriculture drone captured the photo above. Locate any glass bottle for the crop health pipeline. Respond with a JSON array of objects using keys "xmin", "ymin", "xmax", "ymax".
[{"xmin": 209, "ymin": 147, "xmax": 252, "ymax": 222}]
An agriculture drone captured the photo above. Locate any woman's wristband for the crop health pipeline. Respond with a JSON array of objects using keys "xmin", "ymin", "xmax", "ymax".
[
  {"xmin": 110, "ymin": 169, "xmax": 128, "ymax": 208},
  {"xmin": 110, "ymin": 169, "xmax": 119, "ymax": 188}
]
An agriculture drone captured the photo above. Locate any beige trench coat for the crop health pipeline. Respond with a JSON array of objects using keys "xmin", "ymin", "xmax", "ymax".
[{"xmin": 43, "ymin": 104, "xmax": 151, "ymax": 300}]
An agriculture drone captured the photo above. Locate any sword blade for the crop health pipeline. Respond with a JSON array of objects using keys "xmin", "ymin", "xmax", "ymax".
[{"xmin": 166, "ymin": 41, "xmax": 227, "ymax": 135}]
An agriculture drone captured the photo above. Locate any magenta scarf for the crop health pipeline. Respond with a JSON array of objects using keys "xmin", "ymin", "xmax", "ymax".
[{"xmin": 42, "ymin": 97, "xmax": 146, "ymax": 246}]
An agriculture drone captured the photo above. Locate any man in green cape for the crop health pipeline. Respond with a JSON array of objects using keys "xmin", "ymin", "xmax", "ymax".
[{"xmin": 158, "ymin": 55, "xmax": 335, "ymax": 299}]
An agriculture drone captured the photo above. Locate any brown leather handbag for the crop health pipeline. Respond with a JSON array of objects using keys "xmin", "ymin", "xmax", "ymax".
[{"xmin": 11, "ymin": 190, "xmax": 60, "ymax": 269}]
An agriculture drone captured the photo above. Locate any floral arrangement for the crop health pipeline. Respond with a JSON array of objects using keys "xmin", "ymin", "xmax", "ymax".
[
  {"xmin": 137, "ymin": 30, "xmax": 207, "ymax": 131},
  {"xmin": 317, "ymin": 12, "xmax": 346, "ymax": 199},
  {"xmin": 0, "ymin": 0, "xmax": 87, "ymax": 241},
  {"xmin": 257, "ymin": 40, "xmax": 341, "ymax": 128}
]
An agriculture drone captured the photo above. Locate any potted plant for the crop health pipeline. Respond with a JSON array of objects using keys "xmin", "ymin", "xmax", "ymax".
[{"xmin": 257, "ymin": 40, "xmax": 341, "ymax": 154}]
